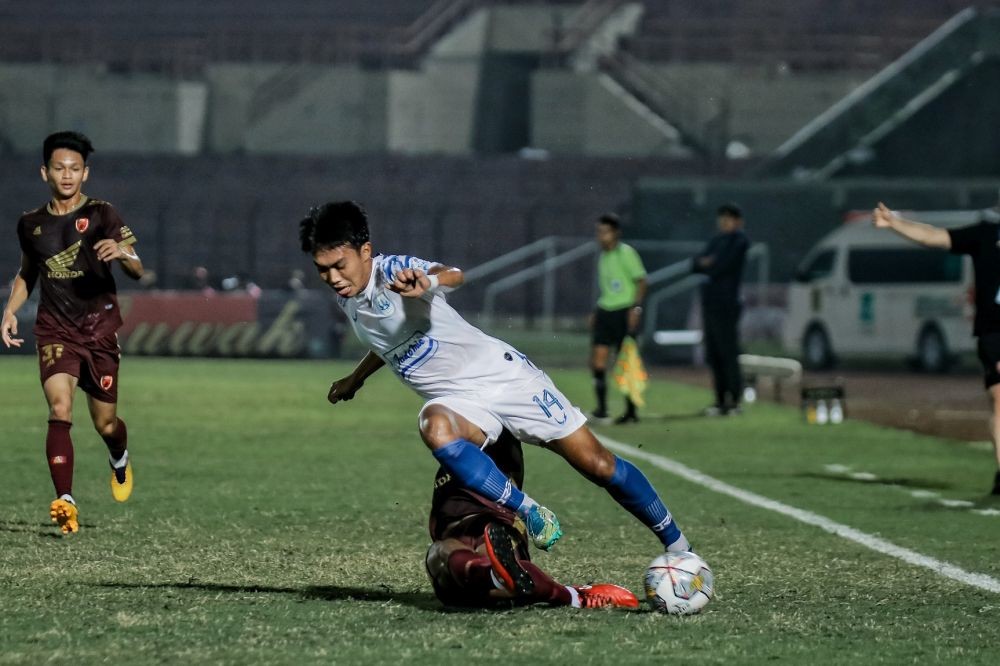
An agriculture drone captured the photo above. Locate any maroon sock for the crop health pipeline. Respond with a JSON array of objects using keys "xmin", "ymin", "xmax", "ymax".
[
  {"xmin": 102, "ymin": 417, "xmax": 128, "ymax": 460},
  {"xmin": 520, "ymin": 560, "xmax": 573, "ymax": 606},
  {"xmin": 46, "ymin": 419, "xmax": 74, "ymax": 497},
  {"xmin": 446, "ymin": 550, "xmax": 497, "ymax": 593}
]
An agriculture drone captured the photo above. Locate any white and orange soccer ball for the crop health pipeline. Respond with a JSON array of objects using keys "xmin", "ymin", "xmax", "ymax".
[{"xmin": 644, "ymin": 551, "xmax": 714, "ymax": 615}]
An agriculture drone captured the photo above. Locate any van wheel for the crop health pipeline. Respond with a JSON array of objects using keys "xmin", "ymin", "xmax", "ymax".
[
  {"xmin": 917, "ymin": 327, "xmax": 950, "ymax": 373},
  {"xmin": 803, "ymin": 326, "xmax": 834, "ymax": 370}
]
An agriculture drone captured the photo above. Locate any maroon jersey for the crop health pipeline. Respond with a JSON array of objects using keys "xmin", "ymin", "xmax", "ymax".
[
  {"xmin": 428, "ymin": 430, "xmax": 526, "ymax": 542},
  {"xmin": 17, "ymin": 197, "xmax": 136, "ymax": 343}
]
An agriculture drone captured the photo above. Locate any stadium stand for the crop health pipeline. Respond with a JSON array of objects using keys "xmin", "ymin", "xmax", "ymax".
[{"xmin": 620, "ymin": 0, "xmax": 976, "ymax": 71}]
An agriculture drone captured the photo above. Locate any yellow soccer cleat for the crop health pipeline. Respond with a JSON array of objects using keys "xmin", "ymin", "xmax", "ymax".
[
  {"xmin": 110, "ymin": 461, "xmax": 133, "ymax": 502},
  {"xmin": 49, "ymin": 499, "xmax": 79, "ymax": 535}
]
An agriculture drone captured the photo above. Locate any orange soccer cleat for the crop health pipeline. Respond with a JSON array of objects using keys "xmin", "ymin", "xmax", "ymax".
[
  {"xmin": 49, "ymin": 498, "xmax": 79, "ymax": 535},
  {"xmin": 484, "ymin": 523, "xmax": 535, "ymax": 596},
  {"xmin": 574, "ymin": 583, "xmax": 640, "ymax": 609}
]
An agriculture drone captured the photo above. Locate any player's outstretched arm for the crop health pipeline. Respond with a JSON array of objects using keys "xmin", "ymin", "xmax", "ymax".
[
  {"xmin": 2, "ymin": 254, "xmax": 37, "ymax": 349},
  {"xmin": 388, "ymin": 266, "xmax": 463, "ymax": 298},
  {"xmin": 873, "ymin": 202, "xmax": 951, "ymax": 249},
  {"xmin": 329, "ymin": 351, "xmax": 386, "ymax": 404},
  {"xmin": 94, "ymin": 239, "xmax": 144, "ymax": 280}
]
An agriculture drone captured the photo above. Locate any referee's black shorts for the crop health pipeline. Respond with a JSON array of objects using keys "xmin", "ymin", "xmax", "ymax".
[
  {"xmin": 592, "ymin": 307, "xmax": 630, "ymax": 349},
  {"xmin": 977, "ymin": 332, "xmax": 1000, "ymax": 390}
]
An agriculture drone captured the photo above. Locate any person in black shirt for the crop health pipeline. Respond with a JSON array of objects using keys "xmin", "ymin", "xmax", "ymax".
[
  {"xmin": 692, "ymin": 203, "xmax": 750, "ymax": 416},
  {"xmin": 874, "ymin": 202, "xmax": 1000, "ymax": 495}
]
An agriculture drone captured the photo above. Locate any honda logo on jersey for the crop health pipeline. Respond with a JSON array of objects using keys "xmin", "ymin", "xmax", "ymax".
[
  {"xmin": 75, "ymin": 218, "xmax": 89, "ymax": 233},
  {"xmin": 100, "ymin": 375, "xmax": 114, "ymax": 391}
]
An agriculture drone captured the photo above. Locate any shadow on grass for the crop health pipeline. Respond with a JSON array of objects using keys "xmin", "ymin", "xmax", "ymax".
[
  {"xmin": 89, "ymin": 580, "xmax": 486, "ymax": 613},
  {"xmin": 0, "ymin": 519, "xmax": 92, "ymax": 539},
  {"xmin": 795, "ymin": 472, "xmax": 951, "ymax": 490}
]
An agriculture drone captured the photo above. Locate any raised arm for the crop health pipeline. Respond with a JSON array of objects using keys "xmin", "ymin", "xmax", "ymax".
[
  {"xmin": 873, "ymin": 202, "xmax": 951, "ymax": 249},
  {"xmin": 388, "ymin": 264, "xmax": 463, "ymax": 298},
  {"xmin": 94, "ymin": 238, "xmax": 144, "ymax": 280},
  {"xmin": 2, "ymin": 253, "xmax": 38, "ymax": 348}
]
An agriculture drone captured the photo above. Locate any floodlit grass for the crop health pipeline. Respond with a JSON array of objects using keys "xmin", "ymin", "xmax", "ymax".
[{"xmin": 1, "ymin": 357, "xmax": 998, "ymax": 665}]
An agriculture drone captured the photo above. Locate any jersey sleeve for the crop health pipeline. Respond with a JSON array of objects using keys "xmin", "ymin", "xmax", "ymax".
[
  {"xmin": 623, "ymin": 245, "xmax": 647, "ymax": 279},
  {"xmin": 379, "ymin": 254, "xmax": 440, "ymax": 282},
  {"xmin": 947, "ymin": 222, "xmax": 987, "ymax": 256},
  {"xmin": 16, "ymin": 218, "xmax": 30, "ymax": 255},
  {"xmin": 100, "ymin": 204, "xmax": 137, "ymax": 247}
]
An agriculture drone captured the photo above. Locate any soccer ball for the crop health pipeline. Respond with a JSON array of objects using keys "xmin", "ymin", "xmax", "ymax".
[{"xmin": 644, "ymin": 551, "xmax": 714, "ymax": 615}]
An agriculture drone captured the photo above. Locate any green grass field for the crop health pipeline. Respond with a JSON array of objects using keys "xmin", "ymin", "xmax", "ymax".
[{"xmin": 1, "ymin": 357, "xmax": 999, "ymax": 665}]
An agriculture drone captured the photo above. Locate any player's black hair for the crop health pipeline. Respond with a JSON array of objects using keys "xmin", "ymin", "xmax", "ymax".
[
  {"xmin": 716, "ymin": 203, "xmax": 743, "ymax": 219},
  {"xmin": 597, "ymin": 213, "xmax": 621, "ymax": 230},
  {"xmin": 299, "ymin": 200, "xmax": 371, "ymax": 254},
  {"xmin": 43, "ymin": 131, "xmax": 95, "ymax": 165}
]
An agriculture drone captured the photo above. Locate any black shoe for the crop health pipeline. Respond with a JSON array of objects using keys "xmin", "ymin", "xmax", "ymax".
[
  {"xmin": 590, "ymin": 409, "xmax": 611, "ymax": 423},
  {"xmin": 614, "ymin": 413, "xmax": 639, "ymax": 425},
  {"xmin": 484, "ymin": 523, "xmax": 535, "ymax": 596},
  {"xmin": 992, "ymin": 471, "xmax": 1000, "ymax": 496}
]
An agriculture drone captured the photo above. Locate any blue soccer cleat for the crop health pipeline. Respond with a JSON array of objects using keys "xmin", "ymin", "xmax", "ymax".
[{"xmin": 523, "ymin": 504, "xmax": 562, "ymax": 551}]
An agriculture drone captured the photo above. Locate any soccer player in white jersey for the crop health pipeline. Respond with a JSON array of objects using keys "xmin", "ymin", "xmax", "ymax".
[{"xmin": 300, "ymin": 201, "xmax": 692, "ymax": 553}]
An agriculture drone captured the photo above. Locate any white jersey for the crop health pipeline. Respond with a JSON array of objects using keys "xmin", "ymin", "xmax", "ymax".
[{"xmin": 339, "ymin": 254, "xmax": 543, "ymax": 400}]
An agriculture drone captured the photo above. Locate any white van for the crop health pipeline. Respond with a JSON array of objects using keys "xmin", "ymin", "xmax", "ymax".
[{"xmin": 783, "ymin": 210, "xmax": 979, "ymax": 371}]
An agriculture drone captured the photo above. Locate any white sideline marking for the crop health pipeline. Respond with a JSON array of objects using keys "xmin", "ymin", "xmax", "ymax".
[
  {"xmin": 822, "ymin": 463, "xmax": 996, "ymax": 516},
  {"xmin": 599, "ymin": 435, "xmax": 1000, "ymax": 595}
]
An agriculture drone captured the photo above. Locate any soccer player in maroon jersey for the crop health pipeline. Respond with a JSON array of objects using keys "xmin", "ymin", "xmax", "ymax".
[
  {"xmin": 1, "ymin": 131, "xmax": 143, "ymax": 534},
  {"xmin": 426, "ymin": 429, "xmax": 639, "ymax": 609}
]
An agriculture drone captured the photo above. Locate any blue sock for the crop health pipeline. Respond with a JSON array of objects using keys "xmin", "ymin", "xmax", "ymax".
[
  {"xmin": 432, "ymin": 439, "xmax": 525, "ymax": 511},
  {"xmin": 605, "ymin": 456, "xmax": 689, "ymax": 551}
]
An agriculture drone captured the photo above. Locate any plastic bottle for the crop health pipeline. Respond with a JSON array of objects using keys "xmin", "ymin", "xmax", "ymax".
[
  {"xmin": 829, "ymin": 398, "xmax": 844, "ymax": 424},
  {"xmin": 815, "ymin": 399, "xmax": 829, "ymax": 425}
]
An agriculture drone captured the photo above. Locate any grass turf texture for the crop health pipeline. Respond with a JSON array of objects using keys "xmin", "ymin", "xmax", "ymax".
[{"xmin": 1, "ymin": 357, "xmax": 998, "ymax": 665}]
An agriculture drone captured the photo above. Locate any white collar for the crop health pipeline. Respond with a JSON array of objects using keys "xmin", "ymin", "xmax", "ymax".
[{"xmin": 355, "ymin": 256, "xmax": 380, "ymax": 304}]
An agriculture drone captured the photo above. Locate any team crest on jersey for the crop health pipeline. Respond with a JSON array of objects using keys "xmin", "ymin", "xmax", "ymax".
[
  {"xmin": 100, "ymin": 375, "xmax": 114, "ymax": 391},
  {"xmin": 374, "ymin": 292, "xmax": 395, "ymax": 315},
  {"xmin": 75, "ymin": 217, "xmax": 90, "ymax": 233}
]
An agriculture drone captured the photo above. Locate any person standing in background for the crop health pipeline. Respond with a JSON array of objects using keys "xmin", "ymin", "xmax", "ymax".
[
  {"xmin": 590, "ymin": 213, "xmax": 647, "ymax": 424},
  {"xmin": 693, "ymin": 204, "xmax": 749, "ymax": 416},
  {"xmin": 874, "ymin": 202, "xmax": 1000, "ymax": 495}
]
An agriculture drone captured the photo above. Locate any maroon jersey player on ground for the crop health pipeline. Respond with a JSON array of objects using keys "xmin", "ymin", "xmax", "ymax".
[
  {"xmin": 1, "ymin": 131, "xmax": 144, "ymax": 534},
  {"xmin": 426, "ymin": 428, "xmax": 639, "ymax": 610}
]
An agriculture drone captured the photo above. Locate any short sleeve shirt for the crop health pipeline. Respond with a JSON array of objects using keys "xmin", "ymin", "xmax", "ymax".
[
  {"xmin": 338, "ymin": 254, "xmax": 543, "ymax": 400},
  {"xmin": 17, "ymin": 198, "xmax": 137, "ymax": 343},
  {"xmin": 948, "ymin": 221, "xmax": 1000, "ymax": 336},
  {"xmin": 597, "ymin": 242, "xmax": 646, "ymax": 311}
]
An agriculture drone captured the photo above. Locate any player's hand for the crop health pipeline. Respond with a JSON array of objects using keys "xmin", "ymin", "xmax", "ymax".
[
  {"xmin": 627, "ymin": 307, "xmax": 642, "ymax": 334},
  {"xmin": 1, "ymin": 311, "xmax": 23, "ymax": 348},
  {"xmin": 873, "ymin": 202, "xmax": 897, "ymax": 228},
  {"xmin": 94, "ymin": 239, "xmax": 132, "ymax": 262},
  {"xmin": 328, "ymin": 376, "xmax": 363, "ymax": 404},
  {"xmin": 388, "ymin": 268, "xmax": 429, "ymax": 298}
]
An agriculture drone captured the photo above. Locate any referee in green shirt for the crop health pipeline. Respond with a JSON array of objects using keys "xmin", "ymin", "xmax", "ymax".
[{"xmin": 590, "ymin": 213, "xmax": 646, "ymax": 423}]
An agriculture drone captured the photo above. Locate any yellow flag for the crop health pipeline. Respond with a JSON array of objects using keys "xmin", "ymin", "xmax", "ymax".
[{"xmin": 613, "ymin": 336, "xmax": 647, "ymax": 408}]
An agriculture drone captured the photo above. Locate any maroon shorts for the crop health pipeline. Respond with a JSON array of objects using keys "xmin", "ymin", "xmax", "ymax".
[{"xmin": 37, "ymin": 333, "xmax": 121, "ymax": 403}]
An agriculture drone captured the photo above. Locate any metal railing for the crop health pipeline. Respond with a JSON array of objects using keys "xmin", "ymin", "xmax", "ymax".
[
  {"xmin": 467, "ymin": 236, "xmax": 730, "ymax": 331},
  {"xmin": 479, "ymin": 239, "xmax": 596, "ymax": 331},
  {"xmin": 642, "ymin": 242, "xmax": 770, "ymax": 343}
]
